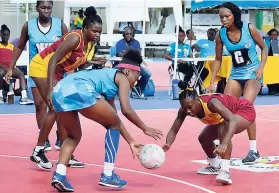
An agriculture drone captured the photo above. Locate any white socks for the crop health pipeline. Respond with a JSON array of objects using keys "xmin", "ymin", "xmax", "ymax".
[
  {"xmin": 56, "ymin": 164, "xmax": 67, "ymax": 176},
  {"xmin": 35, "ymin": 146, "xmax": 44, "ymax": 152},
  {"xmin": 249, "ymin": 140, "xmax": 257, "ymax": 152},
  {"xmin": 208, "ymin": 156, "xmax": 221, "ymax": 168},
  {"xmin": 221, "ymin": 159, "xmax": 230, "ymax": 172},
  {"xmin": 21, "ymin": 90, "xmax": 27, "ymax": 98},
  {"xmin": 104, "ymin": 162, "xmax": 114, "ymax": 176}
]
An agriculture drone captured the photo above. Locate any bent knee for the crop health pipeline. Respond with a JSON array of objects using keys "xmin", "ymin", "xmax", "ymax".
[
  {"xmin": 198, "ymin": 132, "xmax": 207, "ymax": 144},
  {"xmin": 68, "ymin": 132, "xmax": 82, "ymax": 143},
  {"xmin": 107, "ymin": 119, "xmax": 121, "ymax": 130},
  {"xmin": 34, "ymin": 100, "xmax": 47, "ymax": 112}
]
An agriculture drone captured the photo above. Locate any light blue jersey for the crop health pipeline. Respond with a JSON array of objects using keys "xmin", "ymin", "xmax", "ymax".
[
  {"xmin": 166, "ymin": 42, "xmax": 192, "ymax": 58},
  {"xmin": 28, "ymin": 17, "xmax": 62, "ymax": 62},
  {"xmin": 196, "ymin": 39, "xmax": 216, "ymax": 57},
  {"xmin": 52, "ymin": 68, "xmax": 119, "ymax": 112},
  {"xmin": 27, "ymin": 17, "xmax": 63, "ymax": 88},
  {"xmin": 220, "ymin": 23, "xmax": 260, "ymax": 81}
]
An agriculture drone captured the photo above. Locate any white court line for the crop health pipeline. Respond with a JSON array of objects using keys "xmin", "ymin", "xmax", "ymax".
[
  {"xmin": 257, "ymin": 118, "xmax": 279, "ymax": 123},
  {"xmin": 0, "ymin": 104, "xmax": 279, "ymax": 116},
  {"xmin": 0, "ymin": 154, "xmax": 215, "ymax": 193}
]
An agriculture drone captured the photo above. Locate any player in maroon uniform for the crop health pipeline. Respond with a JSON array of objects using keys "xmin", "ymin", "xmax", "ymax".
[{"xmin": 163, "ymin": 81, "xmax": 256, "ymax": 185}]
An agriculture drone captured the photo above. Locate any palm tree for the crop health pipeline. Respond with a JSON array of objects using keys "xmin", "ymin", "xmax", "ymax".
[{"xmin": 156, "ymin": 8, "xmax": 173, "ymax": 34}]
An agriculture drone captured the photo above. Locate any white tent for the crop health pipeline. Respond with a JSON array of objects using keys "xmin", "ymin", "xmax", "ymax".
[{"xmin": 64, "ymin": 0, "xmax": 183, "ymax": 53}]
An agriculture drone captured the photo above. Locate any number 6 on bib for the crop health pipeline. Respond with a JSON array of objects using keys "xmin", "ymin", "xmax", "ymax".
[{"xmin": 232, "ymin": 49, "xmax": 251, "ymax": 67}]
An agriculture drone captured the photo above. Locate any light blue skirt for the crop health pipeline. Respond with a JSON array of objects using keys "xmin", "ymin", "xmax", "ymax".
[
  {"xmin": 52, "ymin": 80, "xmax": 101, "ymax": 112},
  {"xmin": 229, "ymin": 65, "xmax": 263, "ymax": 85}
]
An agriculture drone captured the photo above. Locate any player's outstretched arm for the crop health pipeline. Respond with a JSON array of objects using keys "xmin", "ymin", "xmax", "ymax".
[
  {"xmin": 163, "ymin": 107, "xmax": 187, "ymax": 152},
  {"xmin": 107, "ymin": 98, "xmax": 143, "ymax": 159},
  {"xmin": 208, "ymin": 98, "xmax": 238, "ymax": 147},
  {"xmin": 209, "ymin": 33, "xmax": 223, "ymax": 93},
  {"xmin": 116, "ymin": 73, "xmax": 164, "ymax": 140}
]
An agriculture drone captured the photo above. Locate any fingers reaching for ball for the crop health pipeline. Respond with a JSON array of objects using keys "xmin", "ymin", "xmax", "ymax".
[{"xmin": 129, "ymin": 141, "xmax": 144, "ymax": 159}]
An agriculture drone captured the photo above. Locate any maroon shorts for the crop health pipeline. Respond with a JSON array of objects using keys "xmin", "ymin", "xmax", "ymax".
[{"xmin": 234, "ymin": 99, "xmax": 256, "ymax": 123}]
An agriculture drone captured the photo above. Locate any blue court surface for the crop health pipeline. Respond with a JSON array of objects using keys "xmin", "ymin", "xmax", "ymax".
[{"xmin": 1, "ymin": 89, "xmax": 278, "ymax": 114}]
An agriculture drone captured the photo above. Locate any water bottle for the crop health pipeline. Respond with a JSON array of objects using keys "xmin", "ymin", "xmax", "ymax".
[{"xmin": 172, "ymin": 79, "xmax": 180, "ymax": 100}]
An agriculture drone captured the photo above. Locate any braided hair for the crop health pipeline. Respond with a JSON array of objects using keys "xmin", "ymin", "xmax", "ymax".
[
  {"xmin": 220, "ymin": 2, "xmax": 243, "ymax": 29},
  {"xmin": 82, "ymin": 6, "xmax": 102, "ymax": 28},
  {"xmin": 178, "ymin": 81, "xmax": 199, "ymax": 100}
]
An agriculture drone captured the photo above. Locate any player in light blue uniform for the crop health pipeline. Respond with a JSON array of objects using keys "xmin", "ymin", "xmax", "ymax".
[
  {"xmin": 50, "ymin": 50, "xmax": 163, "ymax": 192},
  {"xmin": 208, "ymin": 3, "xmax": 267, "ymax": 181},
  {"xmin": 6, "ymin": 1, "xmax": 83, "ymax": 168},
  {"xmin": 219, "ymin": 23, "xmax": 261, "ymax": 83}
]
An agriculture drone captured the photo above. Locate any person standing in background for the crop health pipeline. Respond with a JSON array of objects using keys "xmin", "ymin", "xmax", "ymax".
[{"xmin": 5, "ymin": 0, "xmax": 83, "ymax": 167}]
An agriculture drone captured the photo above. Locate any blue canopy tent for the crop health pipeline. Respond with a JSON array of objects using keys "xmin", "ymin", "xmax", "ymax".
[{"xmin": 191, "ymin": 0, "xmax": 279, "ymax": 11}]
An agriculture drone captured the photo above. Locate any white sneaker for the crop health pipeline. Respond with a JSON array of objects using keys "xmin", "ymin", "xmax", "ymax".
[
  {"xmin": 20, "ymin": 97, "xmax": 34, "ymax": 105},
  {"xmin": 67, "ymin": 155, "xmax": 85, "ymax": 168},
  {"xmin": 216, "ymin": 170, "xmax": 232, "ymax": 185},
  {"xmin": 197, "ymin": 164, "xmax": 220, "ymax": 175},
  {"xmin": 30, "ymin": 149, "xmax": 53, "ymax": 170}
]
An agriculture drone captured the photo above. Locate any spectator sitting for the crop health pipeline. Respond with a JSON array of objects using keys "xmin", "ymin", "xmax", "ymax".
[
  {"xmin": 115, "ymin": 26, "xmax": 152, "ymax": 95},
  {"xmin": 0, "ymin": 24, "xmax": 33, "ymax": 104},
  {"xmin": 265, "ymin": 28, "xmax": 279, "ymax": 95},
  {"xmin": 193, "ymin": 28, "xmax": 216, "ymax": 58},
  {"xmin": 185, "ymin": 29, "xmax": 197, "ymax": 46},
  {"xmin": 164, "ymin": 26, "xmax": 194, "ymax": 84}
]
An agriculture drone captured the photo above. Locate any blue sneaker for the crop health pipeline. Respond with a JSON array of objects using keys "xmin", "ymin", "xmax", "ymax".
[
  {"xmin": 99, "ymin": 172, "xmax": 127, "ymax": 188},
  {"xmin": 242, "ymin": 150, "xmax": 260, "ymax": 164},
  {"xmin": 51, "ymin": 172, "xmax": 74, "ymax": 192}
]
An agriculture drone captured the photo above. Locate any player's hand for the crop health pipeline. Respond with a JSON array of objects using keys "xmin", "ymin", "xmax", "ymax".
[
  {"xmin": 162, "ymin": 144, "xmax": 171, "ymax": 152},
  {"xmin": 213, "ymin": 143, "xmax": 227, "ymax": 156},
  {"xmin": 178, "ymin": 59, "xmax": 185, "ymax": 64},
  {"xmin": 46, "ymin": 90, "xmax": 54, "ymax": 111},
  {"xmin": 4, "ymin": 68, "xmax": 13, "ymax": 84},
  {"xmin": 143, "ymin": 127, "xmax": 164, "ymax": 140},
  {"xmin": 256, "ymin": 67, "xmax": 264, "ymax": 81},
  {"xmin": 208, "ymin": 83, "xmax": 215, "ymax": 93},
  {"xmin": 129, "ymin": 141, "xmax": 144, "ymax": 159},
  {"xmin": 100, "ymin": 57, "xmax": 107, "ymax": 64}
]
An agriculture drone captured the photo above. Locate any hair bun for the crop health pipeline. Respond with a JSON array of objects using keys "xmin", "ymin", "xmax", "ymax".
[
  {"xmin": 178, "ymin": 81, "xmax": 187, "ymax": 89},
  {"xmin": 1, "ymin": 24, "xmax": 7, "ymax": 30},
  {"xmin": 84, "ymin": 6, "xmax": 97, "ymax": 17}
]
